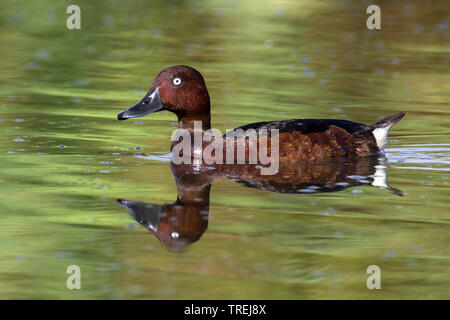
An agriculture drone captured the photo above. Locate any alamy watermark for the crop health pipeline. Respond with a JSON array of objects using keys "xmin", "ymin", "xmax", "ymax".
[
  {"xmin": 366, "ymin": 265, "xmax": 381, "ymax": 289},
  {"xmin": 66, "ymin": 265, "xmax": 81, "ymax": 290},
  {"xmin": 66, "ymin": 5, "xmax": 81, "ymax": 30},
  {"xmin": 170, "ymin": 121, "xmax": 279, "ymax": 175},
  {"xmin": 366, "ymin": 5, "xmax": 381, "ymax": 30}
]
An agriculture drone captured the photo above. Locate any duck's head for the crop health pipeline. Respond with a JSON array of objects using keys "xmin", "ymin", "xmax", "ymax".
[{"xmin": 117, "ymin": 65, "xmax": 210, "ymax": 129}]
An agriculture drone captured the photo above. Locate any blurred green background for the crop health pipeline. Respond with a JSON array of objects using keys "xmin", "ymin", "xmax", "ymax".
[{"xmin": 0, "ymin": 0, "xmax": 449, "ymax": 299}]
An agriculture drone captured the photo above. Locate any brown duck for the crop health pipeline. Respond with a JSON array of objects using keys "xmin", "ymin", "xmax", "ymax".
[{"xmin": 117, "ymin": 65, "xmax": 405, "ymax": 162}]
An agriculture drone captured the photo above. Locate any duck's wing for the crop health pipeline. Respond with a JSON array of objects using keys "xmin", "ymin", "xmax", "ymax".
[
  {"xmin": 232, "ymin": 118, "xmax": 370, "ymax": 135},
  {"xmin": 229, "ymin": 118, "xmax": 376, "ymax": 159}
]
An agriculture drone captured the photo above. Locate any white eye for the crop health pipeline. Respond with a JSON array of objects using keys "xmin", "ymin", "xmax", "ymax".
[{"xmin": 173, "ymin": 77, "xmax": 182, "ymax": 86}]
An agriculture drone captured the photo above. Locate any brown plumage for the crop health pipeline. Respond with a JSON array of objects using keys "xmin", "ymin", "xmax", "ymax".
[{"xmin": 118, "ymin": 65, "xmax": 405, "ymax": 162}]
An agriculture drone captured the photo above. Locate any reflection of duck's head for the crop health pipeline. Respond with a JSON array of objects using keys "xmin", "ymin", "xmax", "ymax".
[
  {"xmin": 117, "ymin": 198, "xmax": 209, "ymax": 251},
  {"xmin": 117, "ymin": 165, "xmax": 212, "ymax": 251},
  {"xmin": 117, "ymin": 65, "xmax": 211, "ymax": 130}
]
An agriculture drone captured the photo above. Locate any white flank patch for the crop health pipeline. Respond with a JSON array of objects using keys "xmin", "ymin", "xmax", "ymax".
[{"xmin": 372, "ymin": 127, "xmax": 390, "ymax": 150}]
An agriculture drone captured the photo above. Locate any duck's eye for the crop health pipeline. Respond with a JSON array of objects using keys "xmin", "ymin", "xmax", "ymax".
[{"xmin": 173, "ymin": 77, "xmax": 182, "ymax": 86}]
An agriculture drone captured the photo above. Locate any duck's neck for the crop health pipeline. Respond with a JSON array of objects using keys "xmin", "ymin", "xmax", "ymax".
[
  {"xmin": 176, "ymin": 184, "xmax": 211, "ymax": 207},
  {"xmin": 177, "ymin": 113, "xmax": 211, "ymax": 131},
  {"xmin": 171, "ymin": 110, "xmax": 211, "ymax": 151}
]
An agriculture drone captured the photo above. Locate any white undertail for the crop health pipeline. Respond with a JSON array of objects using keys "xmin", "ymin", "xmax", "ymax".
[{"xmin": 372, "ymin": 126, "xmax": 391, "ymax": 150}]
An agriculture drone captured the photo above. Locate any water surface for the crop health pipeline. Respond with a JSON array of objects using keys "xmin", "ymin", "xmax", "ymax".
[{"xmin": 0, "ymin": 0, "xmax": 449, "ymax": 299}]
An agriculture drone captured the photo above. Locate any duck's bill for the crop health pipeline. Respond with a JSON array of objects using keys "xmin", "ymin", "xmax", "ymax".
[
  {"xmin": 117, "ymin": 199, "xmax": 164, "ymax": 232},
  {"xmin": 117, "ymin": 87, "xmax": 165, "ymax": 120}
]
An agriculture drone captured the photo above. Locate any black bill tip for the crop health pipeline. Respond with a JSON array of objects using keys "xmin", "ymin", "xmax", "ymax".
[{"xmin": 117, "ymin": 111, "xmax": 128, "ymax": 121}]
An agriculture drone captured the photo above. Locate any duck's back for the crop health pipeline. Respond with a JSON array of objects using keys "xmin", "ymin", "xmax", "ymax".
[{"xmin": 235, "ymin": 118, "xmax": 369, "ymax": 135}]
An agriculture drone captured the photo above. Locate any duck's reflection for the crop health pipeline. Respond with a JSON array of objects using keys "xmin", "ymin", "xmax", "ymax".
[{"xmin": 117, "ymin": 155, "xmax": 401, "ymax": 250}]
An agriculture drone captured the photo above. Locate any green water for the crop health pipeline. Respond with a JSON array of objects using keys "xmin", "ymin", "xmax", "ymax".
[{"xmin": 0, "ymin": 0, "xmax": 449, "ymax": 299}]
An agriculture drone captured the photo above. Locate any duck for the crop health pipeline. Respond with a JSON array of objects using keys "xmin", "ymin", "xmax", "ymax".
[{"xmin": 117, "ymin": 65, "xmax": 405, "ymax": 163}]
